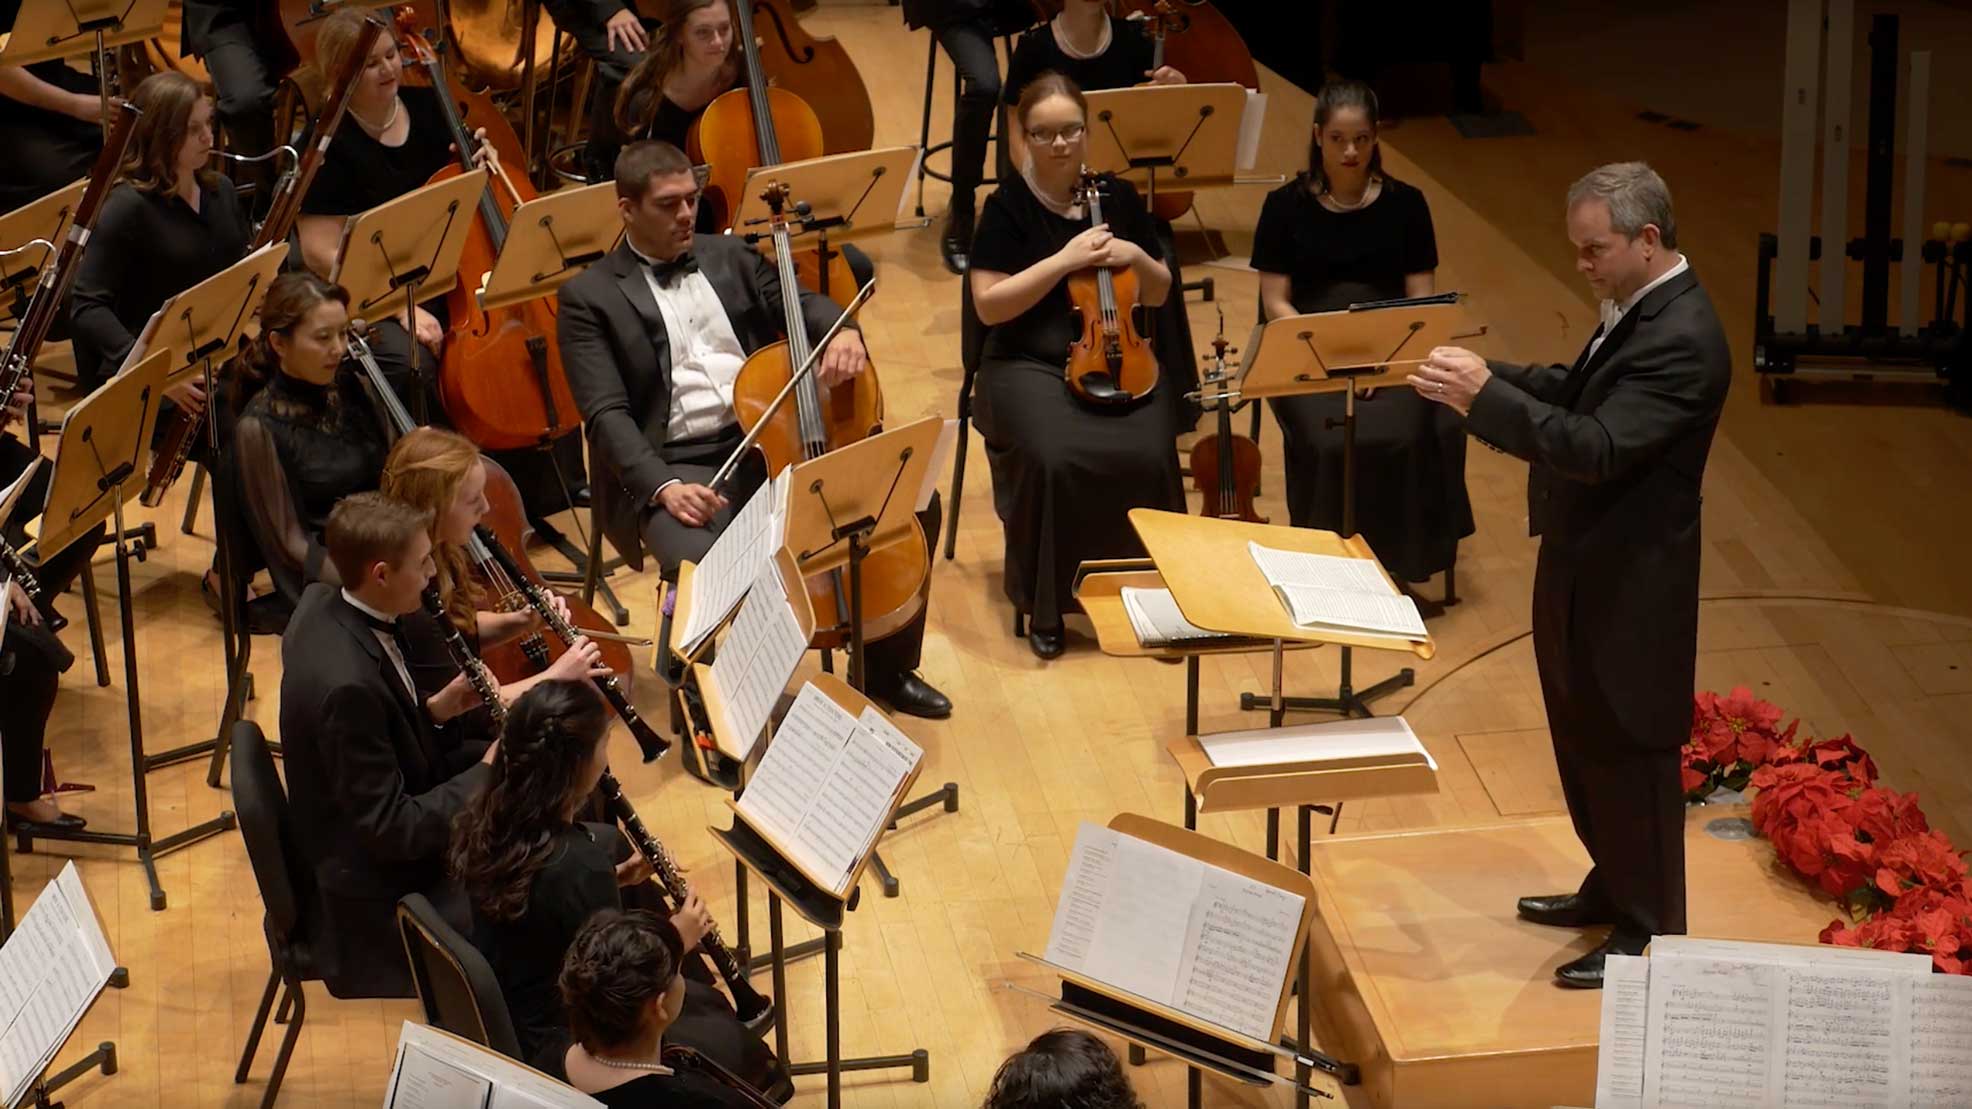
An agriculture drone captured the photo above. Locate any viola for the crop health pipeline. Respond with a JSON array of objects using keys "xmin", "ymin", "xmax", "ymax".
[
  {"xmin": 397, "ymin": 11, "xmax": 581, "ymax": 452},
  {"xmin": 1063, "ymin": 171, "xmax": 1157, "ymax": 406},
  {"xmin": 1188, "ymin": 330, "xmax": 1264, "ymax": 523},
  {"xmin": 730, "ymin": 183, "xmax": 929, "ymax": 649}
]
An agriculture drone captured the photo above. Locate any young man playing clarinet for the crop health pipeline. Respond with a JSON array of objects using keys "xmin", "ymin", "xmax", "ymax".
[{"xmin": 559, "ymin": 140, "xmax": 951, "ymax": 720}]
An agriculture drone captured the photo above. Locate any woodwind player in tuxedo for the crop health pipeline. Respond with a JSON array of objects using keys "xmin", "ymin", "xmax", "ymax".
[{"xmin": 1409, "ymin": 163, "xmax": 1729, "ymax": 988}]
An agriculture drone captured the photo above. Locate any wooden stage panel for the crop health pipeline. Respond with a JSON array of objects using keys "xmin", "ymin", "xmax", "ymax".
[{"xmin": 1304, "ymin": 806, "xmax": 1841, "ymax": 1109}]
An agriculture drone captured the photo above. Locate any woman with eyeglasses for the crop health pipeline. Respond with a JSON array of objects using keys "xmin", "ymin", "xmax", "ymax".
[{"xmin": 967, "ymin": 71, "xmax": 1184, "ymax": 661}]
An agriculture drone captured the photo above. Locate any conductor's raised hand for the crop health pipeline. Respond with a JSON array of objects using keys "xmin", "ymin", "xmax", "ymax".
[
  {"xmin": 1407, "ymin": 345, "xmax": 1491, "ymax": 416},
  {"xmin": 543, "ymin": 635, "xmax": 611, "ymax": 682},
  {"xmin": 656, "ymin": 482, "xmax": 727, "ymax": 528},
  {"xmin": 817, "ymin": 329, "xmax": 869, "ymax": 388}
]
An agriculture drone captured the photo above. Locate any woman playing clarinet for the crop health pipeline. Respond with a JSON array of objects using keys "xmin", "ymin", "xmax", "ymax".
[
  {"xmin": 1254, "ymin": 81, "xmax": 1472, "ymax": 591},
  {"xmin": 968, "ymin": 72, "xmax": 1183, "ymax": 659}
]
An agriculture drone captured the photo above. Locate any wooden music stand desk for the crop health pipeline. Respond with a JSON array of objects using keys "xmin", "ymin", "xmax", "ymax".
[
  {"xmin": 730, "ymin": 147, "xmax": 921, "ymax": 246},
  {"xmin": 0, "ymin": 181, "xmax": 85, "ymax": 326},
  {"xmin": 0, "ymin": 0, "xmax": 167, "ymax": 65},
  {"xmin": 1081, "ymin": 83, "xmax": 1248, "ymax": 201},
  {"xmin": 477, "ymin": 181, "xmax": 621, "ymax": 313},
  {"xmin": 132, "ymin": 243, "xmax": 289, "ymax": 388},
  {"xmin": 332, "ymin": 170, "xmax": 489, "ymax": 326},
  {"xmin": 1229, "ymin": 295, "xmax": 1488, "ymax": 402}
]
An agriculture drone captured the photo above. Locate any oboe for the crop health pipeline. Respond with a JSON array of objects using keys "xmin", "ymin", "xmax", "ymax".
[
  {"xmin": 660, "ymin": 1045, "xmax": 783, "ymax": 1108},
  {"xmin": 418, "ymin": 585, "xmax": 772, "ymax": 1032},
  {"xmin": 596, "ymin": 771, "xmax": 774, "ymax": 1032}
]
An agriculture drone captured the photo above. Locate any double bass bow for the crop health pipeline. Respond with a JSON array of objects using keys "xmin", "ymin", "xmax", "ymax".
[
  {"xmin": 141, "ymin": 16, "xmax": 387, "ymax": 507},
  {"xmin": 399, "ymin": 14, "xmax": 581, "ymax": 453},
  {"xmin": 1063, "ymin": 170, "xmax": 1157, "ymax": 406}
]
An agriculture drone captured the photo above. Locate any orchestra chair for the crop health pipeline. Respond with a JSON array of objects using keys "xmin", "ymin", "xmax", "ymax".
[
  {"xmin": 942, "ymin": 273, "xmax": 987, "ymax": 562},
  {"xmin": 913, "ymin": 25, "xmax": 1025, "ymax": 219},
  {"xmin": 229, "ymin": 719, "xmax": 321, "ymax": 1109},
  {"xmin": 396, "ymin": 892, "xmax": 526, "ymax": 1062}
]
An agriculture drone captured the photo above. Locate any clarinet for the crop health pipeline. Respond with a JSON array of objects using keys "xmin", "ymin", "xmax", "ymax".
[
  {"xmin": 472, "ymin": 524, "xmax": 671, "ymax": 762},
  {"xmin": 659, "ymin": 1046, "xmax": 783, "ymax": 1109},
  {"xmin": 0, "ymin": 535, "xmax": 42, "ymax": 603},
  {"xmin": 419, "ymin": 586, "xmax": 774, "ymax": 1033},
  {"xmin": 596, "ymin": 771, "xmax": 774, "ymax": 1032}
]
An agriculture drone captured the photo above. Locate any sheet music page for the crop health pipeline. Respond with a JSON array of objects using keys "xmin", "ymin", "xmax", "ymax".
[
  {"xmin": 1907, "ymin": 973, "xmax": 1972, "ymax": 1106},
  {"xmin": 1781, "ymin": 968, "xmax": 1903, "ymax": 1108},
  {"xmin": 707, "ymin": 561, "xmax": 807, "ymax": 760},
  {"xmin": 0, "ymin": 863, "xmax": 115, "ymax": 1109},
  {"xmin": 1236, "ymin": 90, "xmax": 1268, "ymax": 170},
  {"xmin": 1246, "ymin": 541, "xmax": 1394, "ymax": 596},
  {"xmin": 1045, "ymin": 823, "xmax": 1119, "ymax": 968},
  {"xmin": 386, "ymin": 1043, "xmax": 492, "ymax": 1109},
  {"xmin": 679, "ymin": 471, "xmax": 787, "ymax": 655},
  {"xmin": 1198, "ymin": 715, "xmax": 1434, "ymax": 770},
  {"xmin": 1594, "ymin": 954, "xmax": 1648, "ymax": 1109},
  {"xmin": 736, "ymin": 683, "xmax": 857, "ymax": 882},
  {"xmin": 918, "ymin": 420, "xmax": 958, "ymax": 513},
  {"xmin": 1080, "ymin": 835, "xmax": 1204, "ymax": 1009},
  {"xmin": 1119, "ymin": 587, "xmax": 1228, "ymax": 646},
  {"xmin": 1274, "ymin": 583, "xmax": 1427, "ymax": 639},
  {"xmin": 1170, "ymin": 865, "xmax": 1302, "ymax": 1042},
  {"xmin": 783, "ymin": 708, "xmax": 921, "ymax": 891},
  {"xmin": 1649, "ymin": 936, "xmax": 1930, "ymax": 974},
  {"xmin": 1641, "ymin": 956, "xmax": 1778, "ymax": 1108}
]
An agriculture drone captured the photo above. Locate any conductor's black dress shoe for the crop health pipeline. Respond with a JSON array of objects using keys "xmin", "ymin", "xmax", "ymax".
[
  {"xmin": 1517, "ymin": 892, "xmax": 1617, "ymax": 928},
  {"xmin": 1554, "ymin": 928, "xmax": 1650, "ymax": 989},
  {"xmin": 874, "ymin": 672, "xmax": 953, "ymax": 720}
]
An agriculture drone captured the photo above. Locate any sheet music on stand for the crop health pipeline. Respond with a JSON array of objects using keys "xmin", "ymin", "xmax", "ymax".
[
  {"xmin": 1119, "ymin": 587, "xmax": 1231, "ymax": 648},
  {"xmin": 0, "ymin": 862, "xmax": 117, "ymax": 1108},
  {"xmin": 706, "ymin": 558, "xmax": 808, "ymax": 761},
  {"xmin": 1592, "ymin": 936, "xmax": 1972, "ymax": 1108},
  {"xmin": 675, "ymin": 470, "xmax": 791, "ymax": 659},
  {"xmin": 384, "ymin": 1021, "xmax": 601, "ymax": 1109}
]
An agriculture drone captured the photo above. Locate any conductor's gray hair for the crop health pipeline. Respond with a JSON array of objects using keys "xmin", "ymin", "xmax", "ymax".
[{"xmin": 1567, "ymin": 162, "xmax": 1678, "ymax": 249}]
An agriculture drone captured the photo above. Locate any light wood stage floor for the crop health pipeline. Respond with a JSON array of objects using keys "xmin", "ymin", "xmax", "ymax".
[{"xmin": 15, "ymin": 4, "xmax": 1972, "ymax": 1107}]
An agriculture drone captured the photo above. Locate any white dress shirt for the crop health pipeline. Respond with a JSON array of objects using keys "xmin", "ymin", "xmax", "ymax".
[
  {"xmin": 627, "ymin": 241, "xmax": 747, "ymax": 443},
  {"xmin": 342, "ymin": 588, "xmax": 418, "ymax": 706},
  {"xmin": 1589, "ymin": 252, "xmax": 1688, "ymax": 361}
]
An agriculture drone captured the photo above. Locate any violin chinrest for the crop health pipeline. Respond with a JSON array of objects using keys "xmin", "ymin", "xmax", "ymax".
[{"xmin": 1074, "ymin": 371, "xmax": 1134, "ymax": 405}]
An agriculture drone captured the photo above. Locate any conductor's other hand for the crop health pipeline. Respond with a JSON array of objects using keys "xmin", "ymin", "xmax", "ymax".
[
  {"xmin": 817, "ymin": 330, "xmax": 869, "ymax": 388},
  {"xmin": 656, "ymin": 482, "xmax": 727, "ymax": 528},
  {"xmin": 672, "ymin": 888, "xmax": 712, "ymax": 951},
  {"xmin": 543, "ymin": 635, "xmax": 611, "ymax": 682},
  {"xmin": 1407, "ymin": 345, "xmax": 1491, "ymax": 416}
]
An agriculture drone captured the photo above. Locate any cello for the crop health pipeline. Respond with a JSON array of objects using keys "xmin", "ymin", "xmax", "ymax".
[
  {"xmin": 686, "ymin": 0, "xmax": 826, "ymax": 232},
  {"xmin": 398, "ymin": 13, "xmax": 581, "ymax": 453},
  {"xmin": 731, "ymin": 183, "xmax": 929, "ymax": 649},
  {"xmin": 1063, "ymin": 170, "xmax": 1157, "ymax": 406}
]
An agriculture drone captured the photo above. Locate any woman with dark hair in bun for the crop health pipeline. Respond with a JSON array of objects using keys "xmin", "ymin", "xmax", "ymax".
[
  {"xmin": 558, "ymin": 909, "xmax": 769, "ymax": 1107},
  {"xmin": 983, "ymin": 1028, "xmax": 1143, "ymax": 1109},
  {"xmin": 448, "ymin": 680, "xmax": 782, "ymax": 1092}
]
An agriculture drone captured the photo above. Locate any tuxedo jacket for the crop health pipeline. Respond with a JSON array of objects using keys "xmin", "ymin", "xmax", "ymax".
[
  {"xmin": 278, "ymin": 583, "xmax": 492, "ymax": 997},
  {"xmin": 558, "ymin": 234, "xmax": 846, "ymax": 568},
  {"xmin": 1465, "ymin": 267, "xmax": 1730, "ymax": 752}
]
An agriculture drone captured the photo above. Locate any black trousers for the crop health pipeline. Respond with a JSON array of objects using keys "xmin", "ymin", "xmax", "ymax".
[
  {"xmin": 639, "ymin": 431, "xmax": 940, "ymax": 690},
  {"xmin": 1532, "ymin": 545, "xmax": 1688, "ymax": 937},
  {"xmin": 199, "ymin": 21, "xmax": 277, "ymax": 161},
  {"xmin": 548, "ymin": 0, "xmax": 656, "ymax": 184},
  {"xmin": 936, "ymin": 19, "xmax": 1007, "ymax": 223}
]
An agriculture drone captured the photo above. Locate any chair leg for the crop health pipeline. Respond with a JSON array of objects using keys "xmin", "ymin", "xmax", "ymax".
[
  {"xmin": 916, "ymin": 34, "xmax": 938, "ymax": 218},
  {"xmin": 234, "ymin": 968, "xmax": 280, "ymax": 1083},
  {"xmin": 1013, "ymin": 610, "xmax": 1025, "ymax": 638},
  {"xmin": 274, "ymin": 983, "xmax": 293, "ymax": 1025},
  {"xmin": 79, "ymin": 560, "xmax": 109, "ymax": 688},
  {"xmin": 1443, "ymin": 558, "xmax": 1458, "ymax": 606},
  {"xmin": 259, "ymin": 979, "xmax": 305, "ymax": 1109},
  {"xmin": 181, "ymin": 464, "xmax": 205, "ymax": 534},
  {"xmin": 943, "ymin": 406, "xmax": 970, "ymax": 561}
]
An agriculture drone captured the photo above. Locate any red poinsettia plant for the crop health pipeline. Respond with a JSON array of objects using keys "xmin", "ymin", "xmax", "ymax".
[{"xmin": 1682, "ymin": 687, "xmax": 1972, "ymax": 973}]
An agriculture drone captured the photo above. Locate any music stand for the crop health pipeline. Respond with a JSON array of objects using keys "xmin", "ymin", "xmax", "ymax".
[
  {"xmin": 781, "ymin": 416, "xmax": 958, "ymax": 898},
  {"xmin": 0, "ymin": 0, "xmax": 168, "ymax": 128},
  {"xmin": 474, "ymin": 180, "xmax": 630, "ymax": 621},
  {"xmin": 731, "ymin": 148, "xmax": 918, "ymax": 301},
  {"xmin": 0, "ymin": 181, "xmax": 85, "ymax": 329},
  {"xmin": 1081, "ymin": 83, "xmax": 1248, "ymax": 210},
  {"xmin": 114, "ymin": 244, "xmax": 290, "ymax": 784},
  {"xmin": 24, "ymin": 350, "xmax": 236, "ymax": 911},
  {"xmin": 1211, "ymin": 295, "xmax": 1482, "ymax": 718}
]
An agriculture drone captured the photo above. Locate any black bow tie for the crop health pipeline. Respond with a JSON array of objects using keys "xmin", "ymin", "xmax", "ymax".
[
  {"xmin": 352, "ymin": 607, "xmax": 402, "ymax": 637},
  {"xmin": 647, "ymin": 253, "xmax": 699, "ymax": 288}
]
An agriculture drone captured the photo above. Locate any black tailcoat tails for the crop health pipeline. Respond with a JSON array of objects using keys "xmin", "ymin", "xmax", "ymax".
[{"xmin": 1464, "ymin": 265, "xmax": 1730, "ymax": 937}]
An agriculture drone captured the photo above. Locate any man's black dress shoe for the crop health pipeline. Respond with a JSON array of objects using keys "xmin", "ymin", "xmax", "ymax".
[
  {"xmin": 1517, "ymin": 892, "xmax": 1617, "ymax": 928},
  {"xmin": 1028, "ymin": 625, "xmax": 1065, "ymax": 660},
  {"xmin": 940, "ymin": 208, "xmax": 973, "ymax": 275},
  {"xmin": 1554, "ymin": 928, "xmax": 1649, "ymax": 989},
  {"xmin": 875, "ymin": 672, "xmax": 952, "ymax": 720}
]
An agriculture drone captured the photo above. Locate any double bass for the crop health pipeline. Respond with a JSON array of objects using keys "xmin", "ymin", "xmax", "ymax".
[
  {"xmin": 1063, "ymin": 171, "xmax": 1157, "ymax": 406},
  {"xmin": 399, "ymin": 14, "xmax": 581, "ymax": 452},
  {"xmin": 731, "ymin": 183, "xmax": 929, "ymax": 649}
]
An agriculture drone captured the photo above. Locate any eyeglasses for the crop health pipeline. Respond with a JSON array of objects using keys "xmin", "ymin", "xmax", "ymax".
[{"xmin": 1025, "ymin": 123, "xmax": 1086, "ymax": 146}]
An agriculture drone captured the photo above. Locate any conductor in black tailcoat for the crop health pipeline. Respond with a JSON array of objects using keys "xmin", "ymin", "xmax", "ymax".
[
  {"xmin": 280, "ymin": 493, "xmax": 498, "ymax": 999},
  {"xmin": 1408, "ymin": 163, "xmax": 1730, "ymax": 988},
  {"xmin": 558, "ymin": 140, "xmax": 952, "ymax": 719}
]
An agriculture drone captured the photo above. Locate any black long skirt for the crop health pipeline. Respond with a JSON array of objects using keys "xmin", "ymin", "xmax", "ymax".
[
  {"xmin": 974, "ymin": 356, "xmax": 1186, "ymax": 629},
  {"xmin": 1271, "ymin": 385, "xmax": 1473, "ymax": 583}
]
